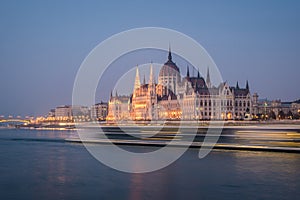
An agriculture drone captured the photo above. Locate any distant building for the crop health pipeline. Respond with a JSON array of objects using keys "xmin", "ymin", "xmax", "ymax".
[
  {"xmin": 55, "ymin": 105, "xmax": 72, "ymax": 117},
  {"xmin": 107, "ymin": 49, "xmax": 253, "ymax": 121},
  {"xmin": 252, "ymin": 93, "xmax": 259, "ymax": 115},
  {"xmin": 90, "ymin": 102, "xmax": 108, "ymax": 120},
  {"xmin": 256, "ymin": 99, "xmax": 300, "ymax": 119},
  {"xmin": 72, "ymin": 105, "xmax": 89, "ymax": 117},
  {"xmin": 291, "ymin": 100, "xmax": 300, "ymax": 116},
  {"xmin": 54, "ymin": 105, "xmax": 90, "ymax": 121},
  {"xmin": 47, "ymin": 109, "xmax": 55, "ymax": 117}
]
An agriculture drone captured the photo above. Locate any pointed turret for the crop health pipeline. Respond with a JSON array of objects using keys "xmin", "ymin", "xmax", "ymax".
[
  {"xmin": 148, "ymin": 63, "xmax": 156, "ymax": 98},
  {"xmin": 143, "ymin": 74, "xmax": 146, "ymax": 85},
  {"xmin": 236, "ymin": 81, "xmax": 240, "ymax": 89},
  {"xmin": 197, "ymin": 69, "xmax": 200, "ymax": 78},
  {"xmin": 192, "ymin": 67, "xmax": 195, "ymax": 77},
  {"xmin": 148, "ymin": 63, "xmax": 157, "ymax": 120},
  {"xmin": 186, "ymin": 65, "xmax": 190, "ymax": 77},
  {"xmin": 110, "ymin": 90, "xmax": 113, "ymax": 100},
  {"xmin": 134, "ymin": 66, "xmax": 141, "ymax": 90},
  {"xmin": 149, "ymin": 63, "xmax": 154, "ymax": 85},
  {"xmin": 206, "ymin": 67, "xmax": 211, "ymax": 88},
  {"xmin": 246, "ymin": 80, "xmax": 249, "ymax": 90}
]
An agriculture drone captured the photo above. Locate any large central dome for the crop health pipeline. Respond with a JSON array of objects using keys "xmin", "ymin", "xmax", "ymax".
[
  {"xmin": 158, "ymin": 48, "xmax": 181, "ymax": 95},
  {"xmin": 159, "ymin": 49, "xmax": 180, "ymax": 77}
]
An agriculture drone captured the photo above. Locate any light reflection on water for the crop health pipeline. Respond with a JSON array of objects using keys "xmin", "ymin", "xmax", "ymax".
[
  {"xmin": 233, "ymin": 150, "xmax": 300, "ymax": 197},
  {"xmin": 0, "ymin": 129, "xmax": 300, "ymax": 200}
]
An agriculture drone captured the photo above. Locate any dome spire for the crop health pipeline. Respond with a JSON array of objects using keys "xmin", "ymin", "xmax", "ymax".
[{"xmin": 168, "ymin": 43, "xmax": 172, "ymax": 61}]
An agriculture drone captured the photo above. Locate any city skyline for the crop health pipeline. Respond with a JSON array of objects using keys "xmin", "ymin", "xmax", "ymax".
[
  {"xmin": 1, "ymin": 1, "xmax": 300, "ymax": 116},
  {"xmin": 12, "ymin": 50, "xmax": 299, "ymax": 122}
]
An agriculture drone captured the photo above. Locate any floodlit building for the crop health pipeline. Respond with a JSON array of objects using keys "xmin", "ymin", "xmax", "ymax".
[
  {"xmin": 106, "ymin": 92, "xmax": 130, "ymax": 121},
  {"xmin": 107, "ymin": 49, "xmax": 253, "ymax": 121}
]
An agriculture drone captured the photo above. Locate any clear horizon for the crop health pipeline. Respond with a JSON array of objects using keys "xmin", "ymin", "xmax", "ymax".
[{"xmin": 1, "ymin": 0, "xmax": 300, "ymax": 117}]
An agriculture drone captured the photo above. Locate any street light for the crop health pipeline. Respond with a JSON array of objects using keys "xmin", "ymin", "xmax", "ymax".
[{"xmin": 264, "ymin": 102, "xmax": 267, "ymax": 120}]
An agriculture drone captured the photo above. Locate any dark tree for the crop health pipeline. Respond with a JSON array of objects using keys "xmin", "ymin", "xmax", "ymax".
[
  {"xmin": 287, "ymin": 110, "xmax": 293, "ymax": 119},
  {"xmin": 269, "ymin": 111, "xmax": 276, "ymax": 119},
  {"xmin": 246, "ymin": 107, "xmax": 250, "ymax": 113},
  {"xmin": 278, "ymin": 110, "xmax": 285, "ymax": 119}
]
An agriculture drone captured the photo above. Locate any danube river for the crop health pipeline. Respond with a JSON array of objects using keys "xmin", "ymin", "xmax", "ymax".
[{"xmin": 0, "ymin": 128, "xmax": 300, "ymax": 200}]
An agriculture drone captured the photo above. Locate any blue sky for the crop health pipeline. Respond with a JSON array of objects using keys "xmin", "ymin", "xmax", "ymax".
[{"xmin": 0, "ymin": 0, "xmax": 300, "ymax": 116}]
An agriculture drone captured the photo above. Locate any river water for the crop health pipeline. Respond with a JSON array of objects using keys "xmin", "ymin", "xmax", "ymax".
[{"xmin": 0, "ymin": 128, "xmax": 299, "ymax": 200}]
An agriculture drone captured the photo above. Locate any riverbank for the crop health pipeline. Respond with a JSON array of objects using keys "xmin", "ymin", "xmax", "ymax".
[
  {"xmin": 70, "ymin": 124, "xmax": 300, "ymax": 154},
  {"xmin": 14, "ymin": 119, "xmax": 300, "ymax": 130},
  {"xmin": 2, "ymin": 121, "xmax": 300, "ymax": 154}
]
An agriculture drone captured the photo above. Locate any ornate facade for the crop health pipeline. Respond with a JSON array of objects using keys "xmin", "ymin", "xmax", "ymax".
[
  {"xmin": 106, "ymin": 92, "xmax": 130, "ymax": 121},
  {"xmin": 107, "ymin": 49, "xmax": 253, "ymax": 121}
]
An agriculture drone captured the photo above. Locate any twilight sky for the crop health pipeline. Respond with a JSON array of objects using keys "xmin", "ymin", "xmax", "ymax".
[{"xmin": 0, "ymin": 0, "xmax": 299, "ymax": 117}]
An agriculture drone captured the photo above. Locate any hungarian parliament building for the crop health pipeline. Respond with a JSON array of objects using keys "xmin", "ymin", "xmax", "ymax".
[{"xmin": 106, "ymin": 49, "xmax": 256, "ymax": 121}]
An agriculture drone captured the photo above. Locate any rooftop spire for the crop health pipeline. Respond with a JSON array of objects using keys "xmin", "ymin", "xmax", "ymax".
[
  {"xmin": 149, "ymin": 63, "xmax": 154, "ymax": 85},
  {"xmin": 186, "ymin": 65, "xmax": 190, "ymax": 77},
  {"xmin": 134, "ymin": 65, "xmax": 141, "ymax": 90},
  {"xmin": 236, "ymin": 81, "xmax": 240, "ymax": 89},
  {"xmin": 168, "ymin": 43, "xmax": 172, "ymax": 61},
  {"xmin": 246, "ymin": 80, "xmax": 249, "ymax": 90},
  {"xmin": 206, "ymin": 67, "xmax": 211, "ymax": 88},
  {"xmin": 197, "ymin": 68, "xmax": 200, "ymax": 78},
  {"xmin": 192, "ymin": 67, "xmax": 195, "ymax": 77}
]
